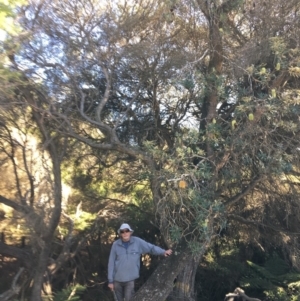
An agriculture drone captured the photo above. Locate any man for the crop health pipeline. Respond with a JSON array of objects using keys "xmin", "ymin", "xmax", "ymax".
[{"xmin": 108, "ymin": 223, "xmax": 172, "ymax": 301}]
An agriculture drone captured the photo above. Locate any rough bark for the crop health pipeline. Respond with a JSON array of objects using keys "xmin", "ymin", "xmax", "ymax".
[
  {"xmin": 30, "ymin": 243, "xmax": 52, "ymax": 301},
  {"xmin": 167, "ymin": 254, "xmax": 201, "ymax": 301},
  {"xmin": 131, "ymin": 244, "xmax": 191, "ymax": 301},
  {"xmin": 197, "ymin": 0, "xmax": 224, "ymax": 160},
  {"xmin": 25, "ymin": 87, "xmax": 63, "ymax": 301}
]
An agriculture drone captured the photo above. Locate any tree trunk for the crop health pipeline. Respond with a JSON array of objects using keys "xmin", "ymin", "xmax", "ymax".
[
  {"xmin": 27, "ymin": 91, "xmax": 63, "ymax": 301},
  {"xmin": 30, "ymin": 242, "xmax": 52, "ymax": 301},
  {"xmin": 131, "ymin": 244, "xmax": 190, "ymax": 301},
  {"xmin": 131, "ymin": 242, "xmax": 208, "ymax": 301},
  {"xmin": 167, "ymin": 254, "xmax": 201, "ymax": 301}
]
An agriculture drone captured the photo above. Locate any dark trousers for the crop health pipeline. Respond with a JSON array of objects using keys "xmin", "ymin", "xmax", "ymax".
[{"xmin": 114, "ymin": 280, "xmax": 135, "ymax": 301}]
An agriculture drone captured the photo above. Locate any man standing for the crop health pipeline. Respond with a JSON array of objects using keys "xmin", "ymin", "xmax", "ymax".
[{"xmin": 108, "ymin": 223, "xmax": 172, "ymax": 301}]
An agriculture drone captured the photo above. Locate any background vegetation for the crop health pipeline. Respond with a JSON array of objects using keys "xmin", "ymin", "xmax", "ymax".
[{"xmin": 1, "ymin": 0, "xmax": 300, "ymax": 300}]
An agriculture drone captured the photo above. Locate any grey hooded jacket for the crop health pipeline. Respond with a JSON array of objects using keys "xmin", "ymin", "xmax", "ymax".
[{"xmin": 108, "ymin": 236, "xmax": 166, "ymax": 283}]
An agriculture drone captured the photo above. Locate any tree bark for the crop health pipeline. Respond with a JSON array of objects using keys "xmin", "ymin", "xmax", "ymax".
[
  {"xmin": 131, "ymin": 244, "xmax": 191, "ymax": 301},
  {"xmin": 26, "ymin": 87, "xmax": 63, "ymax": 301},
  {"xmin": 30, "ymin": 242, "xmax": 52, "ymax": 301},
  {"xmin": 167, "ymin": 254, "xmax": 201, "ymax": 301}
]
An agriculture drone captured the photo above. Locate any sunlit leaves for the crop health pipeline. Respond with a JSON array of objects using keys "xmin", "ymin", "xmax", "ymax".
[
  {"xmin": 269, "ymin": 37, "xmax": 287, "ymax": 58},
  {"xmin": 288, "ymin": 67, "xmax": 300, "ymax": 78},
  {"xmin": 74, "ymin": 211, "xmax": 97, "ymax": 231},
  {"xmin": 282, "ymin": 90, "xmax": 300, "ymax": 105},
  {"xmin": 0, "ymin": 0, "xmax": 26, "ymax": 36}
]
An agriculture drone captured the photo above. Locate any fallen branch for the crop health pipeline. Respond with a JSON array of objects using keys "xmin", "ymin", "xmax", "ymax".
[
  {"xmin": 224, "ymin": 287, "xmax": 261, "ymax": 301},
  {"xmin": 0, "ymin": 267, "xmax": 24, "ymax": 301}
]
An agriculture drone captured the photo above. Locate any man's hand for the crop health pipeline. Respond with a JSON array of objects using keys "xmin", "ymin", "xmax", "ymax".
[
  {"xmin": 164, "ymin": 249, "xmax": 172, "ymax": 257},
  {"xmin": 108, "ymin": 283, "xmax": 114, "ymax": 291}
]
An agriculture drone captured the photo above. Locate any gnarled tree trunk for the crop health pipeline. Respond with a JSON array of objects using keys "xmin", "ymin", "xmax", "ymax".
[
  {"xmin": 131, "ymin": 244, "xmax": 191, "ymax": 301},
  {"xmin": 167, "ymin": 254, "xmax": 201, "ymax": 301},
  {"xmin": 131, "ymin": 241, "xmax": 209, "ymax": 301}
]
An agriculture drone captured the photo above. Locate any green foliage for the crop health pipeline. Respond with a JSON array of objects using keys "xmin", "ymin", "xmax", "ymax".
[
  {"xmin": 264, "ymin": 254, "xmax": 290, "ymax": 276},
  {"xmin": 269, "ymin": 37, "xmax": 287, "ymax": 59},
  {"xmin": 196, "ymin": 239, "xmax": 300, "ymax": 301},
  {"xmin": 48, "ymin": 285, "xmax": 86, "ymax": 301},
  {"xmin": 241, "ymin": 257, "xmax": 300, "ymax": 300},
  {"xmin": 264, "ymin": 288, "xmax": 290, "ymax": 301},
  {"xmin": 189, "ymin": 240, "xmax": 206, "ymax": 256},
  {"xmin": 169, "ymin": 225, "xmax": 182, "ymax": 242},
  {"xmin": 196, "ymin": 245, "xmax": 247, "ymax": 300},
  {"xmin": 74, "ymin": 211, "xmax": 97, "ymax": 231},
  {"xmin": 0, "ymin": 0, "xmax": 26, "ymax": 35},
  {"xmin": 2, "ymin": 0, "xmax": 300, "ymax": 300}
]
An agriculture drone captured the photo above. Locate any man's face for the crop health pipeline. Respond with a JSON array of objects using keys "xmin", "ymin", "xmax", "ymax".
[{"xmin": 120, "ymin": 229, "xmax": 131, "ymax": 241}]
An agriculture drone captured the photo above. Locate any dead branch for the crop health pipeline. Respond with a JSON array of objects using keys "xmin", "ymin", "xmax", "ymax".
[
  {"xmin": 225, "ymin": 288, "xmax": 261, "ymax": 301},
  {"xmin": 0, "ymin": 267, "xmax": 24, "ymax": 301}
]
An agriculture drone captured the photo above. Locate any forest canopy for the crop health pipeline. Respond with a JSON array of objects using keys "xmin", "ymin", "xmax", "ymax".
[{"xmin": 1, "ymin": 0, "xmax": 300, "ymax": 300}]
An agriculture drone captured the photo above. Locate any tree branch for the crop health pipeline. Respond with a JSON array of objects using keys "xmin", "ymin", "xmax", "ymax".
[
  {"xmin": 0, "ymin": 241, "xmax": 32, "ymax": 268},
  {"xmin": 223, "ymin": 175, "xmax": 262, "ymax": 207},
  {"xmin": 227, "ymin": 214, "xmax": 300, "ymax": 235},
  {"xmin": 0, "ymin": 267, "xmax": 24, "ymax": 301},
  {"xmin": 225, "ymin": 287, "xmax": 261, "ymax": 301},
  {"xmin": 95, "ymin": 66, "xmax": 111, "ymax": 122},
  {"xmin": 0, "ymin": 195, "xmax": 30, "ymax": 214}
]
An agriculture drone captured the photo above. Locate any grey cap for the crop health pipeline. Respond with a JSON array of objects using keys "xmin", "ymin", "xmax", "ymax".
[{"xmin": 118, "ymin": 223, "xmax": 134, "ymax": 234}]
